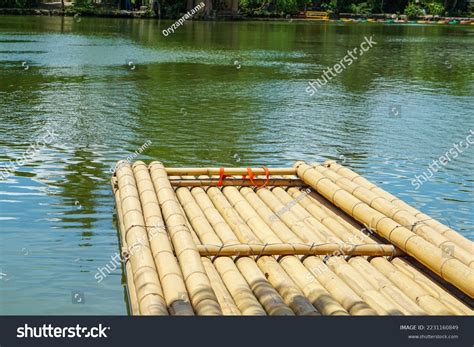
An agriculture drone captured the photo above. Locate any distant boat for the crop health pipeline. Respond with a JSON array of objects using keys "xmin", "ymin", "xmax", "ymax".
[{"xmin": 295, "ymin": 11, "xmax": 329, "ymax": 20}]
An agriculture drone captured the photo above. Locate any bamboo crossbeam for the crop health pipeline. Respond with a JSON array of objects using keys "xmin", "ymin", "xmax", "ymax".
[
  {"xmin": 169, "ymin": 178, "xmax": 305, "ymax": 187},
  {"xmin": 165, "ymin": 167, "xmax": 296, "ymax": 176},
  {"xmin": 196, "ymin": 243, "xmax": 403, "ymax": 257}
]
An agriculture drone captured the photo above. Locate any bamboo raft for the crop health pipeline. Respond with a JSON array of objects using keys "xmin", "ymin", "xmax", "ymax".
[{"xmin": 111, "ymin": 160, "xmax": 474, "ymax": 316}]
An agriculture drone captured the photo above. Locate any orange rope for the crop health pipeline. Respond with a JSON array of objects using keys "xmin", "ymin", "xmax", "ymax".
[
  {"xmin": 217, "ymin": 167, "xmax": 226, "ymax": 187},
  {"xmin": 247, "ymin": 167, "xmax": 270, "ymax": 190},
  {"xmin": 218, "ymin": 167, "xmax": 269, "ymax": 188}
]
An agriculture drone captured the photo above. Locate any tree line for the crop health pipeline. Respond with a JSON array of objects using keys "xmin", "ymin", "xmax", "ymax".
[{"xmin": 0, "ymin": 0, "xmax": 472, "ymax": 17}]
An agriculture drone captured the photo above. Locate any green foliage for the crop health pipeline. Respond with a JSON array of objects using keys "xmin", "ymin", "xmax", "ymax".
[
  {"xmin": 423, "ymin": 1, "xmax": 444, "ymax": 15},
  {"xmin": 239, "ymin": 0, "xmax": 303, "ymax": 16},
  {"xmin": 0, "ymin": 0, "xmax": 37, "ymax": 8},
  {"xmin": 0, "ymin": 0, "xmax": 465, "ymax": 16},
  {"xmin": 404, "ymin": 2, "xmax": 424, "ymax": 18},
  {"xmin": 350, "ymin": 2, "xmax": 372, "ymax": 14},
  {"xmin": 320, "ymin": 0, "xmax": 337, "ymax": 12}
]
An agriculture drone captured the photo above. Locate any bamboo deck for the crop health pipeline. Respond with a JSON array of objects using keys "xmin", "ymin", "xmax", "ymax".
[{"xmin": 111, "ymin": 160, "xmax": 474, "ymax": 316}]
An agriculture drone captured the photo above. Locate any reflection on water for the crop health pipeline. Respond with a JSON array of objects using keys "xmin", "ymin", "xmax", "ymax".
[{"xmin": 0, "ymin": 16, "xmax": 473, "ymax": 314}]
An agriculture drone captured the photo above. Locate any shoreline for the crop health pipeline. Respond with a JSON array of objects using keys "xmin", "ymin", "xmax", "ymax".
[{"xmin": 0, "ymin": 8, "xmax": 473, "ymax": 23}]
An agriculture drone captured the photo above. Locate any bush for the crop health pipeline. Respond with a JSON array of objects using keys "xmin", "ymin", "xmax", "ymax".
[
  {"xmin": 321, "ymin": 0, "xmax": 337, "ymax": 12},
  {"xmin": 0, "ymin": 0, "xmax": 38, "ymax": 8},
  {"xmin": 424, "ymin": 2, "xmax": 444, "ymax": 15},
  {"xmin": 404, "ymin": 2, "xmax": 424, "ymax": 19},
  {"xmin": 350, "ymin": 2, "xmax": 372, "ymax": 15}
]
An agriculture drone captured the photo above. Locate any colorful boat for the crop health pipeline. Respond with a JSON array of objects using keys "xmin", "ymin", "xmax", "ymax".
[{"xmin": 296, "ymin": 11, "xmax": 329, "ymax": 20}]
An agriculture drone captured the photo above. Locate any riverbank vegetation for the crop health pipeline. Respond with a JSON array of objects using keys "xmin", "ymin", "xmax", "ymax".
[{"xmin": 0, "ymin": 0, "xmax": 472, "ymax": 18}]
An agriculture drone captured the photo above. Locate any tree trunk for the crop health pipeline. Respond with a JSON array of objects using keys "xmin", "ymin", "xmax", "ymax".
[{"xmin": 187, "ymin": 0, "xmax": 194, "ymax": 12}]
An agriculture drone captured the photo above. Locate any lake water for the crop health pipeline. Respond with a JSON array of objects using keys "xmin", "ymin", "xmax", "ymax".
[{"xmin": 0, "ymin": 16, "xmax": 473, "ymax": 314}]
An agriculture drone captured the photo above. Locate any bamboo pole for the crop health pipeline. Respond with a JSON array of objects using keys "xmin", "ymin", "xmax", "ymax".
[
  {"xmin": 111, "ymin": 177, "xmax": 140, "ymax": 316},
  {"xmin": 206, "ymin": 187, "xmax": 296, "ymax": 315},
  {"xmin": 169, "ymin": 178, "xmax": 305, "ymax": 187},
  {"xmin": 391, "ymin": 258, "xmax": 473, "ymax": 315},
  {"xmin": 273, "ymin": 186, "xmax": 431, "ymax": 314},
  {"xmin": 164, "ymin": 167, "xmax": 296, "ymax": 176},
  {"xmin": 254, "ymin": 256, "xmax": 320, "ymax": 316},
  {"xmin": 369, "ymin": 257, "xmax": 456, "ymax": 315},
  {"xmin": 222, "ymin": 187, "xmax": 338, "ymax": 315},
  {"xmin": 240, "ymin": 187, "xmax": 377, "ymax": 315},
  {"xmin": 148, "ymin": 162, "xmax": 222, "ymax": 315},
  {"xmin": 173, "ymin": 183, "xmax": 242, "ymax": 315},
  {"xmin": 176, "ymin": 186, "xmax": 264, "ymax": 315},
  {"xmin": 286, "ymin": 187, "xmax": 376, "ymax": 244},
  {"xmin": 314, "ymin": 164, "xmax": 474, "ymax": 268},
  {"xmin": 347, "ymin": 257, "xmax": 426, "ymax": 315},
  {"xmin": 271, "ymin": 186, "xmax": 357, "ymax": 244},
  {"xmin": 306, "ymin": 189, "xmax": 372, "ymax": 238},
  {"xmin": 201, "ymin": 257, "xmax": 242, "ymax": 315},
  {"xmin": 296, "ymin": 161, "xmax": 474, "ymax": 298},
  {"xmin": 192, "ymin": 188, "xmax": 292, "ymax": 314},
  {"xmin": 264, "ymin": 187, "xmax": 411, "ymax": 314},
  {"xmin": 132, "ymin": 163, "xmax": 194, "ymax": 315},
  {"xmin": 114, "ymin": 161, "xmax": 168, "ymax": 315},
  {"xmin": 286, "ymin": 187, "xmax": 457, "ymax": 315},
  {"xmin": 195, "ymin": 243, "xmax": 402, "ymax": 257},
  {"xmin": 325, "ymin": 161, "xmax": 473, "ymax": 253}
]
